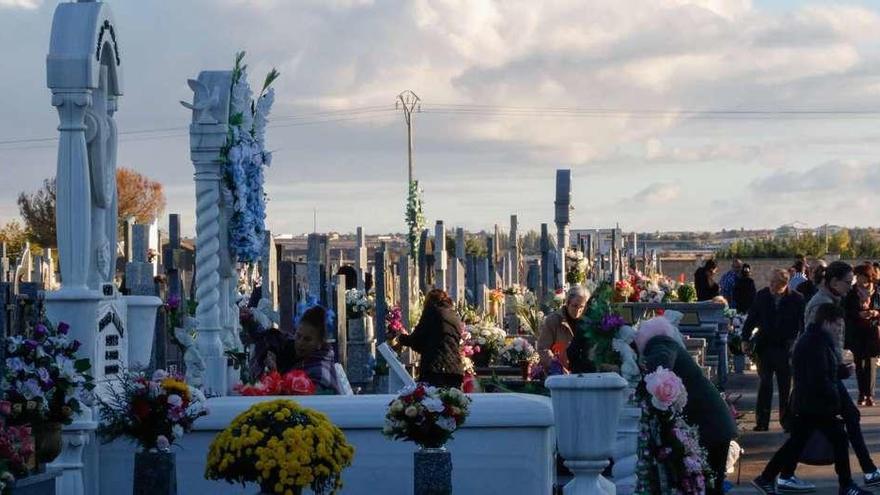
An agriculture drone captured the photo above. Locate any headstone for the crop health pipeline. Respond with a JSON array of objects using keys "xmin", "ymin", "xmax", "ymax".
[
  {"xmin": 526, "ymin": 261, "xmax": 541, "ymax": 294},
  {"xmin": 398, "ymin": 255, "xmax": 412, "ymax": 330},
  {"xmin": 455, "ymin": 228, "xmax": 465, "ymax": 260},
  {"xmin": 355, "ymin": 227, "xmax": 368, "ymax": 291},
  {"xmin": 487, "ymin": 236, "xmax": 497, "ymax": 290},
  {"xmin": 476, "ymin": 257, "xmax": 489, "ymax": 310},
  {"xmin": 509, "ymin": 215, "xmax": 520, "ymax": 286},
  {"xmin": 374, "ymin": 246, "xmax": 389, "ymax": 344},
  {"xmin": 307, "ymin": 233, "xmax": 323, "ymax": 303},
  {"xmin": 333, "ymin": 275, "xmax": 347, "ymax": 370},
  {"xmin": 610, "ymin": 228, "xmax": 619, "ymax": 284},
  {"xmin": 450, "ymin": 258, "xmax": 465, "ymax": 304},
  {"xmin": 278, "ymin": 261, "xmax": 295, "ymax": 333},
  {"xmin": 418, "ymin": 229, "xmax": 429, "ymax": 293},
  {"xmin": 434, "ymin": 221, "xmax": 447, "ymax": 291},
  {"xmin": 123, "ymin": 216, "xmax": 135, "ymax": 264},
  {"xmin": 555, "ymin": 169, "xmax": 571, "ymax": 289},
  {"xmin": 540, "ymin": 224, "xmax": 552, "ymax": 302},
  {"xmin": 260, "ymin": 230, "xmax": 279, "ymax": 310},
  {"xmin": 164, "ymin": 214, "xmax": 183, "ymax": 298},
  {"xmin": 465, "ymin": 255, "xmax": 477, "ymax": 305}
]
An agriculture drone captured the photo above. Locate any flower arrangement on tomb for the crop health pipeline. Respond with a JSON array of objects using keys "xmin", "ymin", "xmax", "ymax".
[
  {"xmin": 488, "ymin": 289, "xmax": 504, "ymax": 305},
  {"xmin": 205, "ymin": 399, "xmax": 354, "ymax": 495},
  {"xmin": 459, "ymin": 325, "xmax": 477, "ymax": 378},
  {"xmin": 499, "ymin": 337, "xmax": 539, "ymax": 367},
  {"xmin": 515, "ymin": 291, "xmax": 544, "ymax": 336},
  {"xmin": 565, "ymin": 249, "xmax": 588, "ymax": 285},
  {"xmin": 501, "ymin": 285, "xmax": 525, "ymax": 297},
  {"xmin": 97, "ymin": 369, "xmax": 208, "ymax": 451},
  {"xmin": 635, "ymin": 367, "xmax": 714, "ymax": 495},
  {"xmin": 2, "ymin": 321, "xmax": 95, "ymax": 426},
  {"xmin": 0, "ymin": 420, "xmax": 34, "ymax": 492},
  {"xmin": 454, "ymin": 301, "xmax": 483, "ymax": 325},
  {"xmin": 628, "ymin": 270, "xmax": 679, "ymax": 304},
  {"xmin": 405, "ymin": 180, "xmax": 426, "ymax": 262},
  {"xmin": 613, "ymin": 279, "xmax": 635, "ymax": 303},
  {"xmin": 385, "ymin": 306, "xmax": 408, "ymax": 342},
  {"xmin": 344, "ymin": 289, "xmax": 374, "ymax": 319},
  {"xmin": 383, "ymin": 384, "xmax": 472, "ymax": 449},
  {"xmin": 546, "ymin": 288, "xmax": 566, "ymax": 312},
  {"xmin": 676, "ymin": 283, "xmax": 698, "ymax": 303},
  {"xmin": 234, "ymin": 370, "xmax": 316, "ymax": 396},
  {"xmin": 464, "ymin": 324, "xmax": 506, "ymax": 366},
  {"xmin": 221, "ymin": 52, "xmax": 280, "ymax": 263}
]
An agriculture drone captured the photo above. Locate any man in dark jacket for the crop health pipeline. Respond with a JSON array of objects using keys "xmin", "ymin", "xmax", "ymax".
[
  {"xmin": 752, "ymin": 304, "xmax": 870, "ymax": 495},
  {"xmin": 741, "ymin": 268, "xmax": 805, "ymax": 431},
  {"xmin": 694, "ymin": 259, "xmax": 720, "ymax": 301},
  {"xmin": 638, "ymin": 318, "xmax": 737, "ymax": 495},
  {"xmin": 732, "ymin": 263, "xmax": 757, "ymax": 313}
]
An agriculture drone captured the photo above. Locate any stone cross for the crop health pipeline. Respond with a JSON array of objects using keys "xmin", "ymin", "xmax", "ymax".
[
  {"xmin": 509, "ymin": 215, "xmax": 520, "ymax": 286},
  {"xmin": 356, "ymin": 226, "xmax": 368, "ymax": 291},
  {"xmin": 434, "ymin": 221, "xmax": 447, "ymax": 291},
  {"xmin": 554, "ymin": 169, "xmax": 571, "ymax": 289}
]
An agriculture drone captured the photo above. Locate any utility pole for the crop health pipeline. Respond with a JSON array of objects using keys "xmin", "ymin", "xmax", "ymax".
[{"xmin": 397, "ymin": 90, "xmax": 421, "ymax": 185}]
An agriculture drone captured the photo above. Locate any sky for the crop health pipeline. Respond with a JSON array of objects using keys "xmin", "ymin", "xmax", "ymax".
[{"xmin": 1, "ymin": 0, "xmax": 880, "ymax": 236}]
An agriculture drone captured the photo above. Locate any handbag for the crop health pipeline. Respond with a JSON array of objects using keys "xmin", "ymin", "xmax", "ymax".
[{"xmin": 799, "ymin": 430, "xmax": 834, "ymax": 466}]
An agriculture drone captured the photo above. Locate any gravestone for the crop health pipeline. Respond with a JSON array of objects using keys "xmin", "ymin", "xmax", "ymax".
[
  {"xmin": 0, "ymin": 243, "xmax": 8, "ymax": 284},
  {"xmin": 398, "ymin": 255, "xmax": 413, "ymax": 330},
  {"xmin": 333, "ymin": 275, "xmax": 347, "ymax": 371},
  {"xmin": 164, "ymin": 214, "xmax": 183, "ymax": 299},
  {"xmin": 450, "ymin": 258, "xmax": 465, "ymax": 304},
  {"xmin": 307, "ymin": 233, "xmax": 324, "ymax": 304},
  {"xmin": 465, "ymin": 255, "xmax": 476, "ymax": 305},
  {"xmin": 125, "ymin": 225, "xmax": 157, "ymax": 296},
  {"xmin": 418, "ymin": 228, "xmax": 430, "ymax": 293},
  {"xmin": 509, "ymin": 215, "xmax": 520, "ymax": 286},
  {"xmin": 555, "ymin": 169, "xmax": 571, "ymax": 289},
  {"xmin": 377, "ymin": 343, "xmax": 416, "ymax": 394},
  {"xmin": 434, "ymin": 221, "xmax": 447, "ymax": 291},
  {"xmin": 260, "ymin": 230, "xmax": 279, "ymax": 310},
  {"xmin": 355, "ymin": 227, "xmax": 368, "ymax": 291},
  {"xmin": 610, "ymin": 228, "xmax": 619, "ymax": 284},
  {"xmin": 487, "ymin": 236, "xmax": 497, "ymax": 290},
  {"xmin": 475, "ymin": 257, "xmax": 489, "ymax": 310},
  {"xmin": 540, "ymin": 224, "xmax": 552, "ymax": 302},
  {"xmin": 526, "ymin": 261, "xmax": 541, "ymax": 294}
]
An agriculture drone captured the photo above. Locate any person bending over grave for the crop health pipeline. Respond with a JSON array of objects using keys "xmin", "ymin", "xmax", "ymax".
[
  {"xmin": 394, "ymin": 289, "xmax": 464, "ymax": 388},
  {"xmin": 537, "ymin": 285, "xmax": 589, "ymax": 372},
  {"xmin": 635, "ymin": 316, "xmax": 737, "ymax": 495}
]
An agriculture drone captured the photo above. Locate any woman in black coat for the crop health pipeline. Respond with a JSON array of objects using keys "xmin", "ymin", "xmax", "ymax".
[
  {"xmin": 694, "ymin": 259, "xmax": 720, "ymax": 302},
  {"xmin": 845, "ymin": 264, "xmax": 880, "ymax": 406},
  {"xmin": 397, "ymin": 289, "xmax": 464, "ymax": 388}
]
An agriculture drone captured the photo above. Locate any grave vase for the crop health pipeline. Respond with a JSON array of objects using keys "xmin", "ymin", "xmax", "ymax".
[
  {"xmin": 133, "ymin": 451, "xmax": 177, "ymax": 495},
  {"xmin": 545, "ymin": 373, "xmax": 627, "ymax": 495},
  {"xmin": 414, "ymin": 446, "xmax": 452, "ymax": 495},
  {"xmin": 125, "ymin": 295, "xmax": 163, "ymax": 370}
]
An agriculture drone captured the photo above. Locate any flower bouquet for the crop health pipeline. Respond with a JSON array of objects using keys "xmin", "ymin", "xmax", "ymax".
[
  {"xmin": 676, "ymin": 283, "xmax": 698, "ymax": 303},
  {"xmin": 459, "ymin": 326, "xmax": 477, "ymax": 379},
  {"xmin": 382, "ymin": 384, "xmax": 472, "ymax": 449},
  {"xmin": 613, "ymin": 280, "xmax": 634, "ymax": 303},
  {"xmin": 515, "ymin": 291, "xmax": 544, "ymax": 336},
  {"xmin": 565, "ymin": 249, "xmax": 588, "ymax": 285},
  {"xmin": 499, "ymin": 337, "xmax": 540, "ymax": 380},
  {"xmin": 0, "ymin": 422, "xmax": 34, "ymax": 491},
  {"xmin": 546, "ymin": 288, "xmax": 566, "ymax": 311},
  {"xmin": 234, "ymin": 370, "xmax": 316, "ymax": 396},
  {"xmin": 345, "ymin": 289, "xmax": 374, "ymax": 319},
  {"xmin": 97, "ymin": 369, "xmax": 208, "ymax": 451},
  {"xmin": 206, "ymin": 399, "xmax": 354, "ymax": 495},
  {"xmin": 635, "ymin": 367, "xmax": 714, "ymax": 495},
  {"xmin": 465, "ymin": 324, "xmax": 507, "ymax": 367},
  {"xmin": 385, "ymin": 306, "xmax": 408, "ymax": 352}
]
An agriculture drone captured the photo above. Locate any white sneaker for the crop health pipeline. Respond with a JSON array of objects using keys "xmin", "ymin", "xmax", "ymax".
[
  {"xmin": 777, "ymin": 475, "xmax": 816, "ymax": 493},
  {"xmin": 865, "ymin": 469, "xmax": 880, "ymax": 487}
]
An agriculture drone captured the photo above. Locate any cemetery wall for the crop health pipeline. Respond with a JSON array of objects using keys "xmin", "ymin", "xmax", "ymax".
[{"xmin": 662, "ymin": 258, "xmax": 864, "ymax": 291}]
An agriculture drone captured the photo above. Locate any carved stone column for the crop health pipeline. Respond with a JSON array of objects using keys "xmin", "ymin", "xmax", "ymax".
[{"xmin": 47, "ymin": 411, "xmax": 97, "ymax": 495}]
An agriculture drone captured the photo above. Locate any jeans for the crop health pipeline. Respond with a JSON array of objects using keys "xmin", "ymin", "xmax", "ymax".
[
  {"xmin": 764, "ymin": 414, "xmax": 852, "ymax": 488},
  {"xmin": 855, "ymin": 356, "xmax": 877, "ymax": 400},
  {"xmin": 755, "ymin": 346, "xmax": 792, "ymax": 428}
]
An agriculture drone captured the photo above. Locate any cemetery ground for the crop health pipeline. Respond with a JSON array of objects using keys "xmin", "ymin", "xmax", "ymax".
[{"xmin": 726, "ymin": 370, "xmax": 880, "ymax": 494}]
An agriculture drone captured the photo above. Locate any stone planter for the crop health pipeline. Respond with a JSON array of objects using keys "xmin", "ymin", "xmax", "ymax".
[
  {"xmin": 133, "ymin": 451, "xmax": 177, "ymax": 495},
  {"xmin": 414, "ymin": 447, "xmax": 452, "ymax": 495},
  {"xmin": 124, "ymin": 295, "xmax": 163, "ymax": 370},
  {"xmin": 545, "ymin": 373, "xmax": 627, "ymax": 495},
  {"xmin": 34, "ymin": 422, "xmax": 63, "ymax": 465}
]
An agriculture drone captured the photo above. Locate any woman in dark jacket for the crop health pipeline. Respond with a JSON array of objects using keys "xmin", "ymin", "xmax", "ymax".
[
  {"xmin": 845, "ymin": 264, "xmax": 880, "ymax": 406},
  {"xmin": 732, "ymin": 263, "xmax": 757, "ymax": 313},
  {"xmin": 398, "ymin": 289, "xmax": 464, "ymax": 388},
  {"xmin": 694, "ymin": 259, "xmax": 720, "ymax": 302}
]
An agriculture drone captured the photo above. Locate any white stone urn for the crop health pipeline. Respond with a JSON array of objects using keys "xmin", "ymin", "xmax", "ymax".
[
  {"xmin": 124, "ymin": 295, "xmax": 162, "ymax": 370},
  {"xmin": 545, "ymin": 372, "xmax": 628, "ymax": 495}
]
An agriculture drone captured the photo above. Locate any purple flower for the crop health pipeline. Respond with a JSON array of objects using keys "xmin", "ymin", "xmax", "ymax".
[
  {"xmin": 69, "ymin": 340, "xmax": 82, "ymax": 352},
  {"xmin": 166, "ymin": 295, "xmax": 181, "ymax": 311},
  {"xmin": 57, "ymin": 322, "xmax": 70, "ymax": 335},
  {"xmin": 24, "ymin": 339, "xmax": 39, "ymax": 350},
  {"xmin": 600, "ymin": 314, "xmax": 626, "ymax": 333},
  {"xmin": 37, "ymin": 367, "xmax": 50, "ymax": 383},
  {"xmin": 34, "ymin": 324, "xmax": 48, "ymax": 338}
]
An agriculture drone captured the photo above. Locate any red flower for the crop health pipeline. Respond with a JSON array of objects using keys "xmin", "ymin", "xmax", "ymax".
[
  {"xmin": 282, "ymin": 370, "xmax": 316, "ymax": 395},
  {"xmin": 131, "ymin": 398, "xmax": 151, "ymax": 420}
]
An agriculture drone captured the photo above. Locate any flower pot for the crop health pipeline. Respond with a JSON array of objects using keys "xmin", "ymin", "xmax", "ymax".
[
  {"xmin": 414, "ymin": 446, "xmax": 452, "ymax": 495},
  {"xmin": 124, "ymin": 295, "xmax": 163, "ymax": 370},
  {"xmin": 33, "ymin": 422, "xmax": 63, "ymax": 464},
  {"xmin": 545, "ymin": 373, "xmax": 627, "ymax": 494},
  {"xmin": 133, "ymin": 451, "xmax": 177, "ymax": 495}
]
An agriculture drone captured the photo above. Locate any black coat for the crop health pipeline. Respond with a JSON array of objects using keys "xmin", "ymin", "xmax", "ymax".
[
  {"xmin": 789, "ymin": 324, "xmax": 842, "ymax": 417},
  {"xmin": 399, "ymin": 304, "xmax": 464, "ymax": 378},
  {"xmin": 844, "ymin": 288, "xmax": 880, "ymax": 358},
  {"xmin": 732, "ymin": 276, "xmax": 756, "ymax": 313},
  {"xmin": 642, "ymin": 336, "xmax": 737, "ymax": 446},
  {"xmin": 796, "ymin": 280, "xmax": 819, "ymax": 304},
  {"xmin": 741, "ymin": 288, "xmax": 805, "ymax": 353},
  {"xmin": 694, "ymin": 267, "xmax": 719, "ymax": 301}
]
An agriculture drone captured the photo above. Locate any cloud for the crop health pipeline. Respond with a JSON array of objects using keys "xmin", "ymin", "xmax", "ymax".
[
  {"xmin": 751, "ymin": 160, "xmax": 880, "ymax": 194},
  {"xmin": 633, "ymin": 182, "xmax": 682, "ymax": 205},
  {"xmin": 0, "ymin": 0, "xmax": 40, "ymax": 8}
]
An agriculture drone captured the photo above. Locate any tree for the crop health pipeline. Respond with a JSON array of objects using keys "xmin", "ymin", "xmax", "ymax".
[
  {"xmin": 17, "ymin": 178, "xmax": 56, "ymax": 248},
  {"xmin": 0, "ymin": 219, "xmax": 29, "ymax": 257},
  {"xmin": 117, "ymin": 167, "xmax": 166, "ymax": 224}
]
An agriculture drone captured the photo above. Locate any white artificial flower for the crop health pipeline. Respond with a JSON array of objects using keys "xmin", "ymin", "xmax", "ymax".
[
  {"xmin": 171, "ymin": 424, "xmax": 184, "ymax": 440},
  {"xmin": 423, "ymin": 397, "xmax": 445, "ymax": 413},
  {"xmin": 437, "ymin": 416, "xmax": 457, "ymax": 432},
  {"xmin": 167, "ymin": 394, "xmax": 183, "ymax": 407},
  {"xmin": 152, "ymin": 370, "xmax": 169, "ymax": 381},
  {"xmin": 404, "ymin": 406, "xmax": 419, "ymax": 418}
]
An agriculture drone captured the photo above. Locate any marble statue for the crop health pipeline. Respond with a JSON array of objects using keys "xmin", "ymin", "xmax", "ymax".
[{"xmin": 175, "ymin": 316, "xmax": 206, "ymax": 388}]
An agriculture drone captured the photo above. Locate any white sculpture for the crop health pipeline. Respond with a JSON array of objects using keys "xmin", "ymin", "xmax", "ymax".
[
  {"xmin": 613, "ymin": 325, "xmax": 641, "ymax": 390},
  {"xmin": 175, "ymin": 316, "xmax": 206, "ymax": 389}
]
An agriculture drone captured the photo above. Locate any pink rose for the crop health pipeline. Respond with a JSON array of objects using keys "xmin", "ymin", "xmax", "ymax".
[
  {"xmin": 0, "ymin": 401, "xmax": 11, "ymax": 416},
  {"xmin": 644, "ymin": 366, "xmax": 687, "ymax": 411}
]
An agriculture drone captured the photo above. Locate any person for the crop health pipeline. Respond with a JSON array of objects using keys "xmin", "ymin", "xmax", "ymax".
[
  {"xmin": 537, "ymin": 285, "xmax": 588, "ymax": 369},
  {"xmin": 789, "ymin": 259, "xmax": 808, "ymax": 292},
  {"xmin": 720, "ymin": 258, "xmax": 743, "ymax": 305},
  {"xmin": 752, "ymin": 304, "xmax": 871, "ymax": 495},
  {"xmin": 845, "ymin": 265, "xmax": 880, "ymax": 406},
  {"xmin": 741, "ymin": 269, "xmax": 804, "ymax": 432},
  {"xmin": 694, "ymin": 259, "xmax": 720, "ymax": 302},
  {"xmin": 732, "ymin": 263, "xmax": 757, "ymax": 313},
  {"xmin": 797, "ymin": 261, "xmax": 827, "ymax": 304},
  {"xmin": 635, "ymin": 317, "xmax": 737, "ymax": 495},
  {"xmin": 397, "ymin": 289, "xmax": 464, "ymax": 388},
  {"xmin": 782, "ymin": 261, "xmax": 880, "ymax": 490}
]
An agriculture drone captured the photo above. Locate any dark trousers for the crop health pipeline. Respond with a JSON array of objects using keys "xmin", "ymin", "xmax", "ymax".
[
  {"xmin": 855, "ymin": 356, "xmax": 877, "ymax": 400},
  {"xmin": 764, "ymin": 414, "xmax": 852, "ymax": 488},
  {"xmin": 418, "ymin": 372, "xmax": 463, "ymax": 389},
  {"xmin": 756, "ymin": 346, "xmax": 792, "ymax": 428},
  {"xmin": 782, "ymin": 389, "xmax": 877, "ymax": 477},
  {"xmin": 705, "ymin": 441, "xmax": 730, "ymax": 495}
]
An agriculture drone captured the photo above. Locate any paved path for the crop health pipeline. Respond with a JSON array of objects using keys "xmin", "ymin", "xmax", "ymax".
[{"xmin": 725, "ymin": 370, "xmax": 880, "ymax": 494}]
